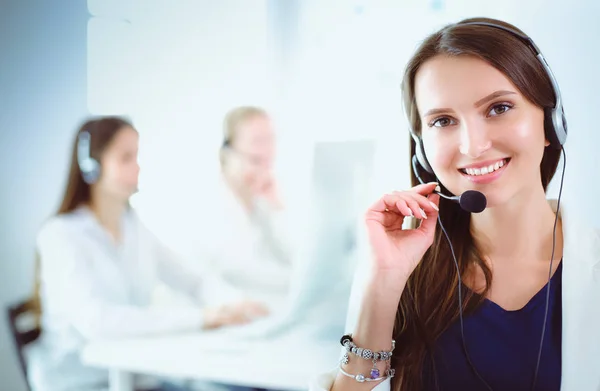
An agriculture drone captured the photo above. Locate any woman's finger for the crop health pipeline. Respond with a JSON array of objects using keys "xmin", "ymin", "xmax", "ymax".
[
  {"xmin": 408, "ymin": 182, "xmax": 439, "ymax": 196},
  {"xmin": 392, "ymin": 191, "xmax": 439, "ymax": 217}
]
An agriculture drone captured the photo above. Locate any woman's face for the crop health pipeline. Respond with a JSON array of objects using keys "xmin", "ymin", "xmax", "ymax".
[
  {"xmin": 96, "ymin": 126, "xmax": 140, "ymax": 201},
  {"xmin": 414, "ymin": 55, "xmax": 549, "ymax": 208},
  {"xmin": 224, "ymin": 114, "xmax": 276, "ymax": 192}
]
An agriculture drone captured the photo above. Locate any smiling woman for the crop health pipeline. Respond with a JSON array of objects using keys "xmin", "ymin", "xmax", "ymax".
[
  {"xmin": 414, "ymin": 55, "xmax": 552, "ymax": 203},
  {"xmin": 374, "ymin": 18, "xmax": 566, "ymax": 390},
  {"xmin": 310, "ymin": 16, "xmax": 600, "ymax": 391}
]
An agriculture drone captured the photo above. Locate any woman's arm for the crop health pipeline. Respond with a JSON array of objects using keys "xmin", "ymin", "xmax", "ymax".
[
  {"xmin": 153, "ymin": 238, "xmax": 205, "ymax": 302},
  {"xmin": 38, "ymin": 219, "xmax": 204, "ymax": 340},
  {"xmin": 330, "ymin": 266, "xmax": 405, "ymax": 391}
]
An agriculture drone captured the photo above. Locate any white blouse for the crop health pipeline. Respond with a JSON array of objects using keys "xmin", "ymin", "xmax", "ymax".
[
  {"xmin": 177, "ymin": 180, "xmax": 295, "ymax": 313},
  {"xmin": 27, "ymin": 206, "xmax": 206, "ymax": 391}
]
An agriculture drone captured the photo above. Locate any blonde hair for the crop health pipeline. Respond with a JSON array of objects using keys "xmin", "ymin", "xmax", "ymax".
[{"xmin": 220, "ymin": 106, "xmax": 268, "ymax": 165}]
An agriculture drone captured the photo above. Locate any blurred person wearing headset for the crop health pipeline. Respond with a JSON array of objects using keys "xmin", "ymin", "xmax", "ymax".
[
  {"xmin": 187, "ymin": 106, "xmax": 295, "ymax": 316},
  {"xmin": 26, "ymin": 116, "xmax": 268, "ymax": 391}
]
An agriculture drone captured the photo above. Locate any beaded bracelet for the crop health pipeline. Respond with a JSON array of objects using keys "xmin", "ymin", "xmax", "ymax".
[
  {"xmin": 339, "ymin": 334, "xmax": 395, "ymax": 379},
  {"xmin": 339, "ymin": 363, "xmax": 396, "ymax": 383},
  {"xmin": 340, "ymin": 334, "xmax": 395, "ymax": 361}
]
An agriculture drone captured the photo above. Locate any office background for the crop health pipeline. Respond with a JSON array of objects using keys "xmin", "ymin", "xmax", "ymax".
[{"xmin": 1, "ymin": 1, "xmax": 599, "ymax": 390}]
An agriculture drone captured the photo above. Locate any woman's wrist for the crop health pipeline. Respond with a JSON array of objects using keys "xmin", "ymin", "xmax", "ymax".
[
  {"xmin": 367, "ymin": 266, "xmax": 410, "ymax": 297},
  {"xmin": 351, "ymin": 272, "xmax": 406, "ymax": 352}
]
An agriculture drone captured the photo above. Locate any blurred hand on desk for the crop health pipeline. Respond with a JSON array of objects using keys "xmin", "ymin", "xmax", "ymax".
[{"xmin": 203, "ymin": 300, "xmax": 269, "ymax": 329}]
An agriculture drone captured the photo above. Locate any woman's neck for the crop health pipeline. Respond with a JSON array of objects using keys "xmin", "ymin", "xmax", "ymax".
[
  {"xmin": 88, "ymin": 190, "xmax": 127, "ymax": 242},
  {"xmin": 470, "ymin": 186, "xmax": 562, "ymax": 263}
]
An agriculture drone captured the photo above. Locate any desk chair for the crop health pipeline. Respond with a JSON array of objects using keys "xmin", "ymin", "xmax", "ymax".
[{"xmin": 7, "ymin": 299, "xmax": 42, "ymax": 390}]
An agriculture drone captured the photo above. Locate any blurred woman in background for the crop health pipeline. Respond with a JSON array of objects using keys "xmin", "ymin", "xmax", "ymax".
[
  {"xmin": 193, "ymin": 106, "xmax": 295, "ymax": 315},
  {"xmin": 27, "ymin": 116, "xmax": 268, "ymax": 391}
]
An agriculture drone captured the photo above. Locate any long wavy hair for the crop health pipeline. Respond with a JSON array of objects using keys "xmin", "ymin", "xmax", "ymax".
[{"xmin": 391, "ymin": 17, "xmax": 562, "ymax": 390}]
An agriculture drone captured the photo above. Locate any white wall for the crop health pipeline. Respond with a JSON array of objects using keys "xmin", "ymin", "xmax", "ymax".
[{"xmin": 0, "ymin": 3, "xmax": 89, "ymax": 390}]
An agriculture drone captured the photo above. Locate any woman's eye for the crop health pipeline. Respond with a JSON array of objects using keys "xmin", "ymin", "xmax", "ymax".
[
  {"xmin": 488, "ymin": 103, "xmax": 513, "ymax": 117},
  {"xmin": 430, "ymin": 117, "xmax": 455, "ymax": 128}
]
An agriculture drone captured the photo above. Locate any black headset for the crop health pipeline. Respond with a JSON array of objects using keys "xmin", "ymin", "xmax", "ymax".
[{"xmin": 410, "ymin": 21, "xmax": 567, "ymax": 175}]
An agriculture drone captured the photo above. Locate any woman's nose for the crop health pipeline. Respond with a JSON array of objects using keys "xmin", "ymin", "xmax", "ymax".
[{"xmin": 458, "ymin": 122, "xmax": 492, "ymax": 158}]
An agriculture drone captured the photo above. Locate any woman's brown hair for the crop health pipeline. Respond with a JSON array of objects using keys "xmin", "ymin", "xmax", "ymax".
[
  {"xmin": 28, "ymin": 116, "xmax": 133, "ymax": 327},
  {"xmin": 392, "ymin": 17, "xmax": 562, "ymax": 390}
]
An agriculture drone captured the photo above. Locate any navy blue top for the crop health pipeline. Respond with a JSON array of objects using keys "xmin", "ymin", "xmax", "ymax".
[{"xmin": 422, "ymin": 262, "xmax": 563, "ymax": 391}]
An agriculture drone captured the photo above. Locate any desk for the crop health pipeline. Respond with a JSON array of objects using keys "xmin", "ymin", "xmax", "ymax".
[{"xmin": 82, "ymin": 329, "xmax": 341, "ymax": 391}]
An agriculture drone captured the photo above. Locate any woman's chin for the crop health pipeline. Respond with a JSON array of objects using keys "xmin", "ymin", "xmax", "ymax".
[{"xmin": 471, "ymin": 192, "xmax": 513, "ymax": 212}]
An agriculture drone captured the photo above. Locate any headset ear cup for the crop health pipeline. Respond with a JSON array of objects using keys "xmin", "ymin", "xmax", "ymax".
[
  {"xmin": 77, "ymin": 131, "xmax": 101, "ymax": 184},
  {"xmin": 82, "ymin": 164, "xmax": 100, "ymax": 184},
  {"xmin": 553, "ymin": 106, "xmax": 568, "ymax": 147},
  {"xmin": 543, "ymin": 108, "xmax": 561, "ymax": 149}
]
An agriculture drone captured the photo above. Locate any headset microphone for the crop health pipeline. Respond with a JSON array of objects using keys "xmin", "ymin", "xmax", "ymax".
[{"xmin": 411, "ymin": 155, "xmax": 487, "ymax": 213}]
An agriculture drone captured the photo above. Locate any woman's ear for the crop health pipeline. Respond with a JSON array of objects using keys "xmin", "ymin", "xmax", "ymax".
[{"xmin": 544, "ymin": 139, "xmax": 551, "ymax": 147}]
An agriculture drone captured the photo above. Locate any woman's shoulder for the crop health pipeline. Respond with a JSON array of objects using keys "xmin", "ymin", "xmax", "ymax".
[{"xmin": 36, "ymin": 208, "xmax": 91, "ymax": 244}]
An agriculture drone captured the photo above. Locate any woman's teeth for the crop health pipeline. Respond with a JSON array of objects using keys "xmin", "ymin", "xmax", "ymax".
[{"xmin": 462, "ymin": 159, "xmax": 507, "ymax": 176}]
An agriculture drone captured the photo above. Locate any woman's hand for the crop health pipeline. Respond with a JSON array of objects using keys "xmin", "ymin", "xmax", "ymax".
[
  {"xmin": 364, "ymin": 182, "xmax": 440, "ymax": 283},
  {"xmin": 203, "ymin": 300, "xmax": 269, "ymax": 329}
]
